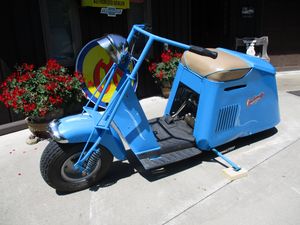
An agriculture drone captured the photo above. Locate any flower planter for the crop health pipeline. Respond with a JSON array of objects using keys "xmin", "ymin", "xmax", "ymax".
[
  {"xmin": 25, "ymin": 108, "xmax": 64, "ymax": 143},
  {"xmin": 161, "ymin": 87, "xmax": 170, "ymax": 98},
  {"xmin": 0, "ymin": 59, "xmax": 84, "ymax": 144},
  {"xmin": 25, "ymin": 117, "xmax": 51, "ymax": 139},
  {"xmin": 161, "ymin": 80, "xmax": 171, "ymax": 98}
]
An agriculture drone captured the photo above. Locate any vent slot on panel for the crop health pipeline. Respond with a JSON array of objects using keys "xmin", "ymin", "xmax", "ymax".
[
  {"xmin": 215, "ymin": 105, "xmax": 239, "ymax": 133},
  {"xmin": 224, "ymin": 84, "xmax": 246, "ymax": 91}
]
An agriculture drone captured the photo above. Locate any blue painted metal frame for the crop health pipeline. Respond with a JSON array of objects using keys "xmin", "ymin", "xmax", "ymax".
[
  {"xmin": 55, "ymin": 24, "xmax": 279, "ymax": 172},
  {"xmin": 73, "ymin": 24, "xmax": 193, "ymax": 172},
  {"xmin": 211, "ymin": 148, "xmax": 241, "ymax": 171}
]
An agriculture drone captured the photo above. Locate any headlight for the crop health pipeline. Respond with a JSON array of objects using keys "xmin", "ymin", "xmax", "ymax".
[
  {"xmin": 48, "ymin": 120, "xmax": 69, "ymax": 143},
  {"xmin": 97, "ymin": 34, "xmax": 129, "ymax": 64}
]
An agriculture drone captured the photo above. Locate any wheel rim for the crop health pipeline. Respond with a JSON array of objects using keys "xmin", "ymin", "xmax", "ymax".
[{"xmin": 61, "ymin": 152, "xmax": 102, "ymax": 182}]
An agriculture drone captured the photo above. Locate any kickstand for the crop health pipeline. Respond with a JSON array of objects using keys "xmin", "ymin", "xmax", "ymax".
[{"xmin": 211, "ymin": 148, "xmax": 241, "ymax": 171}]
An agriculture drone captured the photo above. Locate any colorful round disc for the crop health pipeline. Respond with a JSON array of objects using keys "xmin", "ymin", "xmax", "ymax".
[{"xmin": 76, "ymin": 38, "xmax": 137, "ymax": 109}]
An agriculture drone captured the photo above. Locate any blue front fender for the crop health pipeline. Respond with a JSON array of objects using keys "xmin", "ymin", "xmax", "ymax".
[{"xmin": 50, "ymin": 113, "xmax": 127, "ymax": 160}]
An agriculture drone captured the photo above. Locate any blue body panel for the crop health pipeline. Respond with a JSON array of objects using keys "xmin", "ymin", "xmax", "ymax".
[
  {"xmin": 113, "ymin": 86, "xmax": 160, "ymax": 154},
  {"xmin": 56, "ymin": 113, "xmax": 127, "ymax": 160},
  {"xmin": 165, "ymin": 48, "xmax": 280, "ymax": 150},
  {"xmin": 52, "ymin": 25, "xmax": 280, "ymax": 166}
]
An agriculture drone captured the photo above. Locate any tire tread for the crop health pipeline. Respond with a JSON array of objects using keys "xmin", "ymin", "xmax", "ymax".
[{"xmin": 40, "ymin": 141, "xmax": 113, "ymax": 192}]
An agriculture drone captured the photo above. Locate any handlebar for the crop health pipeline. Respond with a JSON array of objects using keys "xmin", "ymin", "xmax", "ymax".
[
  {"xmin": 128, "ymin": 25, "xmax": 218, "ymax": 59},
  {"xmin": 189, "ymin": 46, "xmax": 218, "ymax": 59}
]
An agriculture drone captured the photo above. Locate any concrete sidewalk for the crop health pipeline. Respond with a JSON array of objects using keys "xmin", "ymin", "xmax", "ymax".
[{"xmin": 1, "ymin": 71, "xmax": 300, "ymax": 225}]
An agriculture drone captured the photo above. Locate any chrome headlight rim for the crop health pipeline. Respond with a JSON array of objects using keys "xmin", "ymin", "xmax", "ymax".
[
  {"xmin": 97, "ymin": 34, "xmax": 129, "ymax": 64},
  {"xmin": 48, "ymin": 119, "xmax": 69, "ymax": 144}
]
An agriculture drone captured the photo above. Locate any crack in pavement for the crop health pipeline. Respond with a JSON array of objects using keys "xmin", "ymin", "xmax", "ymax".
[{"xmin": 161, "ymin": 137, "xmax": 300, "ymax": 225}]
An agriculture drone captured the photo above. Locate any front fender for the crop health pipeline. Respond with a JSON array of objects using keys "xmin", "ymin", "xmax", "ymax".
[{"xmin": 49, "ymin": 113, "xmax": 127, "ymax": 160}]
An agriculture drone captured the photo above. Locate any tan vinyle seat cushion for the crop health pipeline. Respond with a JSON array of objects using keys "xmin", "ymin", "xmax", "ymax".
[{"xmin": 181, "ymin": 49, "xmax": 251, "ymax": 82}]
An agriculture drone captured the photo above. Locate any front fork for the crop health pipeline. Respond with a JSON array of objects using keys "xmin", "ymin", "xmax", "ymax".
[{"xmin": 73, "ymin": 129, "xmax": 106, "ymax": 174}]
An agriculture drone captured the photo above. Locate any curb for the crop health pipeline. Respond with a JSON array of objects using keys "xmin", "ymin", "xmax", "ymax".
[{"xmin": 0, "ymin": 120, "xmax": 27, "ymax": 136}]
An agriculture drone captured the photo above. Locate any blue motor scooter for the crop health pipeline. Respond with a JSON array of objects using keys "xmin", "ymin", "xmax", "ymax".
[{"xmin": 40, "ymin": 25, "xmax": 280, "ymax": 192}]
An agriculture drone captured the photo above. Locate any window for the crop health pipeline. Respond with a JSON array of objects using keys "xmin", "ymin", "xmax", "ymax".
[{"xmin": 39, "ymin": 0, "xmax": 81, "ymax": 66}]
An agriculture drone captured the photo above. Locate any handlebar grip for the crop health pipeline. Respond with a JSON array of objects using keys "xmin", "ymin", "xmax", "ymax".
[{"xmin": 189, "ymin": 45, "xmax": 218, "ymax": 59}]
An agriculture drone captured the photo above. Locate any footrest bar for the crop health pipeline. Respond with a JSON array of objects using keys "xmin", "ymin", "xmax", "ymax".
[{"xmin": 211, "ymin": 148, "xmax": 241, "ymax": 171}]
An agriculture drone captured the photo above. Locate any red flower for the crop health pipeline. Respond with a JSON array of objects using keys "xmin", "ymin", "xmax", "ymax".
[
  {"xmin": 39, "ymin": 108, "xmax": 48, "ymax": 117},
  {"xmin": 49, "ymin": 96, "xmax": 57, "ymax": 105},
  {"xmin": 11, "ymin": 100, "xmax": 18, "ymax": 109},
  {"xmin": 46, "ymin": 59, "xmax": 61, "ymax": 70},
  {"xmin": 174, "ymin": 52, "xmax": 183, "ymax": 58},
  {"xmin": 148, "ymin": 63, "xmax": 157, "ymax": 73},
  {"xmin": 56, "ymin": 96, "xmax": 63, "ymax": 105},
  {"xmin": 66, "ymin": 85, "xmax": 72, "ymax": 90},
  {"xmin": 49, "ymin": 96, "xmax": 63, "ymax": 106},
  {"xmin": 24, "ymin": 103, "xmax": 36, "ymax": 112},
  {"xmin": 22, "ymin": 63, "xmax": 34, "ymax": 71},
  {"xmin": 18, "ymin": 73, "xmax": 31, "ymax": 82},
  {"xmin": 55, "ymin": 76, "xmax": 68, "ymax": 83},
  {"xmin": 6, "ymin": 73, "xmax": 16, "ymax": 82},
  {"xmin": 1, "ymin": 81, "xmax": 7, "ymax": 88},
  {"xmin": 161, "ymin": 51, "xmax": 172, "ymax": 63},
  {"xmin": 46, "ymin": 82, "xmax": 58, "ymax": 91},
  {"xmin": 42, "ymin": 69, "xmax": 51, "ymax": 78},
  {"xmin": 74, "ymin": 71, "xmax": 84, "ymax": 83},
  {"xmin": 157, "ymin": 71, "xmax": 164, "ymax": 80},
  {"xmin": 13, "ymin": 87, "xmax": 26, "ymax": 96}
]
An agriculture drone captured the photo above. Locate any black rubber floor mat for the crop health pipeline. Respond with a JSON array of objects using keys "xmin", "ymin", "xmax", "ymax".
[
  {"xmin": 287, "ymin": 90, "xmax": 300, "ymax": 97},
  {"xmin": 138, "ymin": 147, "xmax": 201, "ymax": 170}
]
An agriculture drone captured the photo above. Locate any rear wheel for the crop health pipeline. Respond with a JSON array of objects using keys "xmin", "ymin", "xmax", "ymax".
[{"xmin": 40, "ymin": 141, "xmax": 113, "ymax": 192}]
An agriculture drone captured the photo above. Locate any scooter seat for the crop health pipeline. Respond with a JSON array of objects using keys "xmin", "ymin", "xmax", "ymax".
[{"xmin": 181, "ymin": 49, "xmax": 251, "ymax": 82}]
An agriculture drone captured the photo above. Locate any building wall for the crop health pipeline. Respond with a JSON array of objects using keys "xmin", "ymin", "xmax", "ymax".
[
  {"xmin": 0, "ymin": 0, "xmax": 46, "ymax": 69},
  {"xmin": 151, "ymin": 0, "xmax": 300, "ymax": 70},
  {"xmin": 0, "ymin": 0, "xmax": 299, "ymax": 125},
  {"xmin": 262, "ymin": 0, "xmax": 300, "ymax": 70},
  {"xmin": 0, "ymin": 0, "xmax": 46, "ymax": 125}
]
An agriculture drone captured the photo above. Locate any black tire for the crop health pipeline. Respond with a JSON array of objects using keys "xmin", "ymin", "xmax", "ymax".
[{"xmin": 40, "ymin": 141, "xmax": 113, "ymax": 192}]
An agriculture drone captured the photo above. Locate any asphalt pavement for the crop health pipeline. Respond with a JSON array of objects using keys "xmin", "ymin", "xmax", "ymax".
[{"xmin": 0, "ymin": 71, "xmax": 300, "ymax": 225}]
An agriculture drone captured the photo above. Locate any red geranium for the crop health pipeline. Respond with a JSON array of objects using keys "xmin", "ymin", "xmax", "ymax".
[
  {"xmin": 0, "ymin": 59, "xmax": 84, "ymax": 118},
  {"xmin": 148, "ymin": 49, "xmax": 182, "ymax": 85},
  {"xmin": 46, "ymin": 59, "xmax": 61, "ymax": 71},
  {"xmin": 161, "ymin": 49, "xmax": 172, "ymax": 63},
  {"xmin": 148, "ymin": 63, "xmax": 157, "ymax": 73},
  {"xmin": 22, "ymin": 63, "xmax": 34, "ymax": 71}
]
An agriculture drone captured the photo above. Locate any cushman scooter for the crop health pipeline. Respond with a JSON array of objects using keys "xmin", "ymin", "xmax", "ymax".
[{"xmin": 40, "ymin": 25, "xmax": 280, "ymax": 192}]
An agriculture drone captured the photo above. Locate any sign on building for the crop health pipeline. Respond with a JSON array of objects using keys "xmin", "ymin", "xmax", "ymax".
[{"xmin": 81, "ymin": 0, "xmax": 129, "ymax": 9}]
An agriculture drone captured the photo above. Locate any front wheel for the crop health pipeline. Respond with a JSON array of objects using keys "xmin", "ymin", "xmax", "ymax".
[{"xmin": 40, "ymin": 141, "xmax": 113, "ymax": 192}]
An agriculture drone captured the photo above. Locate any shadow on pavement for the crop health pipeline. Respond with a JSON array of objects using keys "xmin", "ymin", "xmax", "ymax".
[
  {"xmin": 56, "ymin": 127, "xmax": 278, "ymax": 194},
  {"xmin": 56, "ymin": 161, "xmax": 136, "ymax": 195},
  {"xmin": 89, "ymin": 161, "xmax": 137, "ymax": 191},
  {"xmin": 139, "ymin": 127, "xmax": 278, "ymax": 182}
]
